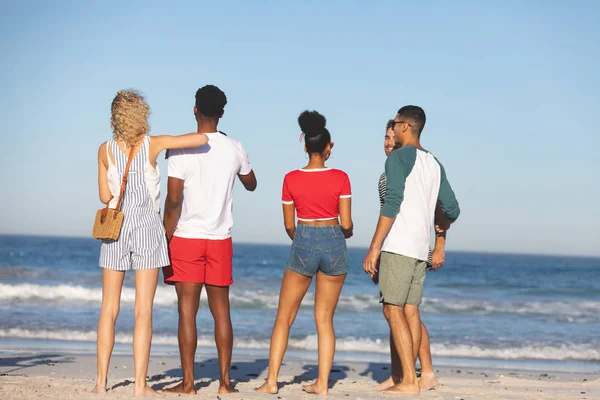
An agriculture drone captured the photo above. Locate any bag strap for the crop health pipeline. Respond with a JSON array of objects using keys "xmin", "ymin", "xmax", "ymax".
[
  {"xmin": 115, "ymin": 145, "xmax": 136, "ymax": 211},
  {"xmin": 100, "ymin": 144, "xmax": 135, "ymax": 221}
]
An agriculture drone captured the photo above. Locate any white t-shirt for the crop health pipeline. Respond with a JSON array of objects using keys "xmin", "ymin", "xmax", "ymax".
[{"xmin": 167, "ymin": 132, "xmax": 252, "ymax": 240}]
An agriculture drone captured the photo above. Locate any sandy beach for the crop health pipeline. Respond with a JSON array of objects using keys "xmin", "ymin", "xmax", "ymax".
[{"xmin": 1, "ymin": 351, "xmax": 598, "ymax": 400}]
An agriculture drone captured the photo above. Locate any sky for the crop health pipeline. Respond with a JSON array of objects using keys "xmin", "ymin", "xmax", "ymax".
[{"xmin": 1, "ymin": 1, "xmax": 599, "ymax": 257}]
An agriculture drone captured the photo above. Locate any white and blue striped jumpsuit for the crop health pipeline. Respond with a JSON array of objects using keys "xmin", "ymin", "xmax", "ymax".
[{"xmin": 99, "ymin": 137, "xmax": 170, "ymax": 271}]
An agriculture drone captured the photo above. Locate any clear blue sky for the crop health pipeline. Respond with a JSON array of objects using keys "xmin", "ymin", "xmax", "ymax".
[{"xmin": 1, "ymin": 1, "xmax": 598, "ymax": 256}]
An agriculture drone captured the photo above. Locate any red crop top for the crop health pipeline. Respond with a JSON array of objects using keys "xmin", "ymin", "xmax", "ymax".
[{"xmin": 282, "ymin": 168, "xmax": 352, "ymax": 221}]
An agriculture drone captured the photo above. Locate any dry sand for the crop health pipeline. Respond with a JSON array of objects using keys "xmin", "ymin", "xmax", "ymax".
[{"xmin": 0, "ymin": 352, "xmax": 598, "ymax": 399}]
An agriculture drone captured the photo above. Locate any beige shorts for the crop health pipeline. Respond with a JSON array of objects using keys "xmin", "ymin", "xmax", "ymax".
[{"xmin": 378, "ymin": 252, "xmax": 427, "ymax": 306}]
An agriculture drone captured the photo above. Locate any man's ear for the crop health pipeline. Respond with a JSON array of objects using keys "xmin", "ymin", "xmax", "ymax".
[{"xmin": 194, "ymin": 106, "xmax": 198, "ymax": 116}]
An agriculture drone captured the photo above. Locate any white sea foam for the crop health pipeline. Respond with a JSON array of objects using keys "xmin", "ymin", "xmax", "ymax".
[
  {"xmin": 0, "ymin": 283, "xmax": 598, "ymax": 322},
  {"xmin": 1, "ymin": 328, "xmax": 597, "ymax": 361},
  {"xmin": 0, "ymin": 283, "xmax": 180, "ymax": 306},
  {"xmin": 0, "ymin": 283, "xmax": 375, "ymax": 311}
]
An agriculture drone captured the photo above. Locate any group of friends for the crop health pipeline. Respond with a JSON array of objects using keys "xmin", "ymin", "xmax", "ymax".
[{"xmin": 93, "ymin": 85, "xmax": 460, "ymax": 397}]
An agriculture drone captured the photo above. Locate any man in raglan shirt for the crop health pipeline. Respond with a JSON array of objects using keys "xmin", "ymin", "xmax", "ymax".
[
  {"xmin": 364, "ymin": 106, "xmax": 460, "ymax": 395},
  {"xmin": 375, "ymin": 119, "xmax": 450, "ymax": 391}
]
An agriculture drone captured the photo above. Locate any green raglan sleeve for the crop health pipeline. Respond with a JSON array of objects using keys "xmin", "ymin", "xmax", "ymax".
[
  {"xmin": 381, "ymin": 149, "xmax": 416, "ymax": 218},
  {"xmin": 437, "ymin": 161, "xmax": 460, "ymax": 221}
]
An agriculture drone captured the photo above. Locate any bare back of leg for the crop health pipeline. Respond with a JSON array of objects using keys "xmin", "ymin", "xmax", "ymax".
[
  {"xmin": 205, "ymin": 284, "xmax": 238, "ymax": 395},
  {"xmin": 418, "ymin": 322, "xmax": 437, "ymax": 390},
  {"xmin": 302, "ymin": 272, "xmax": 346, "ymax": 396},
  {"xmin": 163, "ymin": 282, "xmax": 203, "ymax": 395},
  {"xmin": 382, "ymin": 304, "xmax": 420, "ymax": 395},
  {"xmin": 93, "ymin": 269, "xmax": 125, "ymax": 394},
  {"xmin": 254, "ymin": 269, "xmax": 312, "ymax": 394},
  {"xmin": 132, "ymin": 268, "xmax": 160, "ymax": 397},
  {"xmin": 404, "ymin": 304, "xmax": 422, "ymax": 363},
  {"xmin": 376, "ymin": 332, "xmax": 402, "ymax": 390}
]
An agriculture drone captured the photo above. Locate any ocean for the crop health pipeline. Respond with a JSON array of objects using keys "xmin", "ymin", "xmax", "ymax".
[{"xmin": 0, "ymin": 235, "xmax": 598, "ymax": 373}]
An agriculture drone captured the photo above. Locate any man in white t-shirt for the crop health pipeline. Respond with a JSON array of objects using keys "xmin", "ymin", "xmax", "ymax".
[{"xmin": 162, "ymin": 85, "xmax": 257, "ymax": 395}]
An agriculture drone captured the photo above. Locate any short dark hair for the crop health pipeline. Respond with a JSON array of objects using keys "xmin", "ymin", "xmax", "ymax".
[
  {"xmin": 386, "ymin": 119, "xmax": 394, "ymax": 131},
  {"xmin": 195, "ymin": 85, "xmax": 227, "ymax": 118},
  {"xmin": 397, "ymin": 105, "xmax": 426, "ymax": 136},
  {"xmin": 298, "ymin": 110, "xmax": 331, "ymax": 154}
]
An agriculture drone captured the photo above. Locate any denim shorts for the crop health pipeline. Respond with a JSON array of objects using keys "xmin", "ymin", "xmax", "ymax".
[{"xmin": 285, "ymin": 225, "xmax": 348, "ymax": 277}]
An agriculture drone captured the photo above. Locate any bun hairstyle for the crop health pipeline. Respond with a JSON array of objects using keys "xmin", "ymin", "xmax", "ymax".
[{"xmin": 298, "ymin": 110, "xmax": 331, "ymax": 154}]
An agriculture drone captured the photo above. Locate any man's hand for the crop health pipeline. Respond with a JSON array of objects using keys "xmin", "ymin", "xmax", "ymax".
[
  {"xmin": 370, "ymin": 259, "xmax": 381, "ymax": 285},
  {"xmin": 363, "ymin": 216, "xmax": 394, "ymax": 279},
  {"xmin": 363, "ymin": 247, "xmax": 381, "ymax": 278},
  {"xmin": 430, "ymin": 247, "xmax": 445, "ymax": 270}
]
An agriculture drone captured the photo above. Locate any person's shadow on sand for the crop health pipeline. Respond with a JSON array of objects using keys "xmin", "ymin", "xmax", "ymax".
[
  {"xmin": 149, "ymin": 358, "xmax": 270, "ymax": 392},
  {"xmin": 281, "ymin": 364, "xmax": 349, "ymax": 389},
  {"xmin": 359, "ymin": 362, "xmax": 422, "ymax": 384},
  {"xmin": 0, "ymin": 354, "xmax": 74, "ymax": 375},
  {"xmin": 360, "ymin": 362, "xmax": 391, "ymax": 383}
]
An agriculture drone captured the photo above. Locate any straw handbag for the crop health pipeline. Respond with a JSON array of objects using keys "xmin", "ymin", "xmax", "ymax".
[{"xmin": 92, "ymin": 146, "xmax": 135, "ymax": 240}]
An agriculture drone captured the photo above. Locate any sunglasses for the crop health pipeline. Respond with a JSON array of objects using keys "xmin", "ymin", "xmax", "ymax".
[{"xmin": 391, "ymin": 120, "xmax": 412, "ymax": 130}]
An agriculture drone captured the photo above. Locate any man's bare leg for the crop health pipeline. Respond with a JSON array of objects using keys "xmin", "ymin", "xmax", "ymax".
[
  {"xmin": 163, "ymin": 282, "xmax": 202, "ymax": 395},
  {"xmin": 381, "ymin": 304, "xmax": 420, "ymax": 395},
  {"xmin": 404, "ymin": 305, "xmax": 422, "ymax": 363},
  {"xmin": 418, "ymin": 323, "xmax": 437, "ymax": 390},
  {"xmin": 378, "ymin": 303, "xmax": 421, "ymax": 392},
  {"xmin": 376, "ymin": 331, "xmax": 402, "ymax": 390},
  {"xmin": 206, "ymin": 285, "xmax": 238, "ymax": 395}
]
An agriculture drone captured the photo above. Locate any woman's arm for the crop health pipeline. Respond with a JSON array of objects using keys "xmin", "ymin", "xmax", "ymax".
[
  {"xmin": 97, "ymin": 143, "xmax": 112, "ymax": 205},
  {"xmin": 283, "ymin": 204, "xmax": 296, "ymax": 240},
  {"xmin": 148, "ymin": 133, "xmax": 209, "ymax": 166},
  {"xmin": 339, "ymin": 197, "xmax": 353, "ymax": 238}
]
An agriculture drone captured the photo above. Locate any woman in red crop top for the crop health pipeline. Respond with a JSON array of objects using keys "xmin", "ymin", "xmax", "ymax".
[{"xmin": 255, "ymin": 111, "xmax": 353, "ymax": 396}]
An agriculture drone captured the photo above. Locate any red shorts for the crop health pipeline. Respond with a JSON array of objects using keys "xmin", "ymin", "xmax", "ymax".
[{"xmin": 163, "ymin": 236, "xmax": 233, "ymax": 286}]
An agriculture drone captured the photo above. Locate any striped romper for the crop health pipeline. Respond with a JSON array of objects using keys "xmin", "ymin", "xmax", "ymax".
[{"xmin": 99, "ymin": 137, "xmax": 170, "ymax": 271}]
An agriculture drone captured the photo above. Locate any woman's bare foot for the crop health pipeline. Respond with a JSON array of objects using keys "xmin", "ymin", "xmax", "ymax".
[
  {"xmin": 134, "ymin": 384, "xmax": 162, "ymax": 397},
  {"xmin": 302, "ymin": 381, "xmax": 328, "ymax": 396},
  {"xmin": 91, "ymin": 382, "xmax": 107, "ymax": 394},
  {"xmin": 218, "ymin": 383, "xmax": 239, "ymax": 395},
  {"xmin": 381, "ymin": 381, "xmax": 420, "ymax": 396},
  {"xmin": 254, "ymin": 380, "xmax": 279, "ymax": 394},
  {"xmin": 376, "ymin": 376, "xmax": 401, "ymax": 391},
  {"xmin": 419, "ymin": 372, "xmax": 438, "ymax": 390},
  {"xmin": 162, "ymin": 381, "xmax": 197, "ymax": 395}
]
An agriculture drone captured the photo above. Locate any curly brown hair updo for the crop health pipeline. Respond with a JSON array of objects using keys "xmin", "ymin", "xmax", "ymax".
[
  {"xmin": 298, "ymin": 110, "xmax": 331, "ymax": 154},
  {"xmin": 110, "ymin": 90, "xmax": 150, "ymax": 147}
]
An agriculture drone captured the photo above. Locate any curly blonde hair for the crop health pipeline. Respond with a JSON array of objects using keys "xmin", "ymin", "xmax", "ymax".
[{"xmin": 110, "ymin": 90, "xmax": 150, "ymax": 146}]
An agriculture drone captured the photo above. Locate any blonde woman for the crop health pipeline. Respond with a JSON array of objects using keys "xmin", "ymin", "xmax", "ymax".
[{"xmin": 93, "ymin": 90, "xmax": 209, "ymax": 397}]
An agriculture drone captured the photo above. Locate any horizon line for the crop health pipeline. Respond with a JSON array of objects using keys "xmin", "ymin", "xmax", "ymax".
[{"xmin": 1, "ymin": 232, "xmax": 598, "ymax": 260}]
